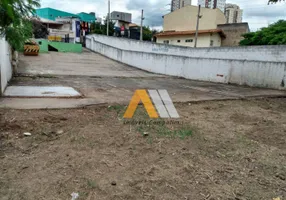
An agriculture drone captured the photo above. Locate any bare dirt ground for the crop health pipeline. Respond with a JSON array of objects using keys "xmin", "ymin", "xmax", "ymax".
[{"xmin": 0, "ymin": 98, "xmax": 285, "ymax": 200}]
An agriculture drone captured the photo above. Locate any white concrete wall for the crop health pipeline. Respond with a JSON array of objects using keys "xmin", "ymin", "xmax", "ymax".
[
  {"xmin": 86, "ymin": 34, "xmax": 286, "ymax": 90},
  {"xmin": 0, "ymin": 37, "xmax": 13, "ymax": 94},
  {"xmin": 87, "ymin": 34, "xmax": 286, "ymax": 62}
]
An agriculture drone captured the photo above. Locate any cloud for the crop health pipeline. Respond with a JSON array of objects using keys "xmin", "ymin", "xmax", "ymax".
[
  {"xmin": 226, "ymin": 0, "xmax": 286, "ymax": 30},
  {"xmin": 126, "ymin": 0, "xmax": 170, "ymax": 27}
]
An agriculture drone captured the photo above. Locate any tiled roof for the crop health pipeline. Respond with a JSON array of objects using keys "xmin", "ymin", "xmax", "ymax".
[{"xmin": 129, "ymin": 23, "xmax": 139, "ymax": 27}]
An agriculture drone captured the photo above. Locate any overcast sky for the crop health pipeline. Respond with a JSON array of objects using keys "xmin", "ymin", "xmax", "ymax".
[{"xmin": 40, "ymin": 0, "xmax": 286, "ymax": 31}]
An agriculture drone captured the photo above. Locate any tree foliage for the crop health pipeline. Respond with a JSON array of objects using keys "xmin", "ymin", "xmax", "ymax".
[
  {"xmin": 30, "ymin": 18, "xmax": 49, "ymax": 39},
  {"xmin": 90, "ymin": 21, "xmax": 115, "ymax": 36},
  {"xmin": 240, "ymin": 20, "xmax": 286, "ymax": 46},
  {"xmin": 102, "ymin": 20, "xmax": 115, "ymax": 36},
  {"xmin": 142, "ymin": 26, "xmax": 152, "ymax": 41},
  {"xmin": 0, "ymin": 0, "xmax": 40, "ymax": 49}
]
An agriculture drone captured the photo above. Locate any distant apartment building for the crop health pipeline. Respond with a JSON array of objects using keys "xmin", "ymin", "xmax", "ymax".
[
  {"xmin": 171, "ymin": 0, "xmax": 192, "ymax": 12},
  {"xmin": 224, "ymin": 4, "xmax": 243, "ymax": 23},
  {"xmin": 198, "ymin": 0, "xmax": 226, "ymax": 12}
]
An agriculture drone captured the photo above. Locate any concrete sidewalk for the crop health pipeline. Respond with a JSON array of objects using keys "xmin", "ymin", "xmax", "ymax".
[{"xmin": 2, "ymin": 76, "xmax": 285, "ymax": 109}]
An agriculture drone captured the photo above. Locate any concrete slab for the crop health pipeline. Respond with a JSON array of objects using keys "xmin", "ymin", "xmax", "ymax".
[
  {"xmin": 4, "ymin": 86, "xmax": 81, "ymax": 97},
  {"xmin": 0, "ymin": 98, "xmax": 103, "ymax": 109},
  {"xmin": 17, "ymin": 50, "xmax": 163, "ymax": 78},
  {"xmin": 2, "ymin": 76, "xmax": 285, "ymax": 109}
]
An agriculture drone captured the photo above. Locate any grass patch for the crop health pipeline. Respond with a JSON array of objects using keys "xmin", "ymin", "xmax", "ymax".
[
  {"xmin": 107, "ymin": 105, "xmax": 125, "ymax": 114},
  {"xmin": 136, "ymin": 123, "xmax": 194, "ymax": 140},
  {"xmin": 87, "ymin": 179, "xmax": 97, "ymax": 189},
  {"xmin": 133, "ymin": 106, "xmax": 150, "ymax": 120},
  {"xmin": 157, "ymin": 126, "xmax": 193, "ymax": 139},
  {"xmin": 107, "ymin": 105, "xmax": 126, "ymax": 119}
]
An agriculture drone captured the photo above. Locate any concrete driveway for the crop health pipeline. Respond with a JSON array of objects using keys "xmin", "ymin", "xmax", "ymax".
[
  {"xmin": 1, "ymin": 50, "xmax": 285, "ymax": 109},
  {"xmin": 18, "ymin": 49, "xmax": 162, "ymax": 78}
]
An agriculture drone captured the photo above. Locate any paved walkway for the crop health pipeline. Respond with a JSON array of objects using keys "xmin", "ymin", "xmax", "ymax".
[{"xmin": 1, "ymin": 50, "xmax": 285, "ymax": 109}]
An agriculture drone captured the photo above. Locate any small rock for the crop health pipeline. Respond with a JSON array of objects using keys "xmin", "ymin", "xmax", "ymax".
[
  {"xmin": 143, "ymin": 132, "xmax": 149, "ymax": 137},
  {"xmin": 57, "ymin": 130, "xmax": 64, "ymax": 135},
  {"xmin": 273, "ymin": 198, "xmax": 281, "ymax": 200},
  {"xmin": 59, "ymin": 117, "xmax": 68, "ymax": 121},
  {"xmin": 111, "ymin": 181, "xmax": 117, "ymax": 186},
  {"xmin": 22, "ymin": 166, "xmax": 29, "ymax": 170},
  {"xmin": 24, "ymin": 132, "xmax": 32, "ymax": 136}
]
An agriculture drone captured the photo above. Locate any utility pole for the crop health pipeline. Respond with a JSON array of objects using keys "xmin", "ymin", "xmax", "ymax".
[
  {"xmin": 194, "ymin": 5, "xmax": 201, "ymax": 48},
  {"xmin": 140, "ymin": 9, "xmax": 144, "ymax": 41},
  {"xmin": 107, "ymin": 0, "xmax": 110, "ymax": 36}
]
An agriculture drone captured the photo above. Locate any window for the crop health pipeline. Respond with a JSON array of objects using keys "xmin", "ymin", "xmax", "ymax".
[
  {"xmin": 185, "ymin": 39, "xmax": 193, "ymax": 43},
  {"xmin": 177, "ymin": 40, "xmax": 181, "ymax": 43},
  {"xmin": 163, "ymin": 40, "xmax": 169, "ymax": 44},
  {"xmin": 210, "ymin": 40, "xmax": 214, "ymax": 47}
]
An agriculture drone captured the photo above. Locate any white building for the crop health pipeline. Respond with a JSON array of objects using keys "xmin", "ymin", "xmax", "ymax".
[
  {"xmin": 156, "ymin": 5, "xmax": 227, "ymax": 48},
  {"xmin": 224, "ymin": 4, "xmax": 243, "ymax": 23},
  {"xmin": 198, "ymin": 0, "xmax": 226, "ymax": 13},
  {"xmin": 171, "ymin": 0, "xmax": 192, "ymax": 12}
]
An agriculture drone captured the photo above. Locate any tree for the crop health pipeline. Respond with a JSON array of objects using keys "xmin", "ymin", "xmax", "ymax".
[
  {"xmin": 89, "ymin": 20, "xmax": 115, "ymax": 36},
  {"xmin": 90, "ymin": 22, "xmax": 104, "ymax": 35},
  {"xmin": 239, "ymin": 20, "xmax": 286, "ymax": 46},
  {"xmin": 143, "ymin": 26, "xmax": 152, "ymax": 41},
  {"xmin": 0, "ymin": 0, "xmax": 40, "ymax": 49},
  {"xmin": 142, "ymin": 26, "xmax": 160, "ymax": 42},
  {"xmin": 102, "ymin": 20, "xmax": 115, "ymax": 36},
  {"xmin": 30, "ymin": 18, "xmax": 49, "ymax": 39}
]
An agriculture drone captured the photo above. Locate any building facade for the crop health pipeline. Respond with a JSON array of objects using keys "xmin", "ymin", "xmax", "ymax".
[
  {"xmin": 198, "ymin": 0, "xmax": 226, "ymax": 13},
  {"xmin": 171, "ymin": 0, "xmax": 192, "ymax": 12},
  {"xmin": 35, "ymin": 8, "xmax": 96, "ymax": 43},
  {"xmin": 224, "ymin": 4, "xmax": 243, "ymax": 23},
  {"xmin": 156, "ymin": 29, "xmax": 225, "ymax": 47},
  {"xmin": 217, "ymin": 23, "xmax": 249, "ymax": 46},
  {"xmin": 110, "ymin": 11, "xmax": 132, "ymax": 37},
  {"xmin": 163, "ymin": 5, "xmax": 226, "ymax": 32},
  {"xmin": 157, "ymin": 6, "xmax": 227, "ymax": 47},
  {"xmin": 110, "ymin": 11, "xmax": 132, "ymax": 23}
]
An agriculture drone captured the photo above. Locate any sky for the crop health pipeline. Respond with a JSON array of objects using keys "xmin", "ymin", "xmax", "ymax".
[{"xmin": 40, "ymin": 0, "xmax": 286, "ymax": 31}]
